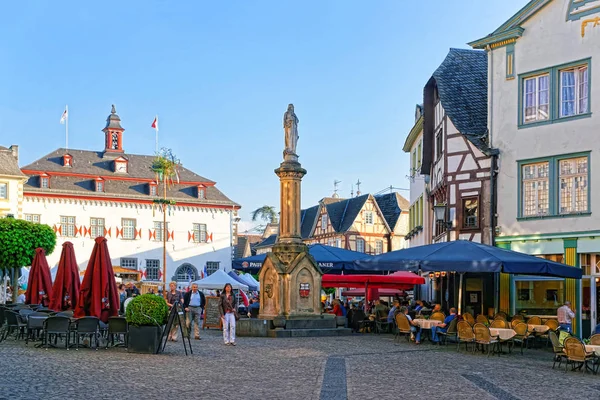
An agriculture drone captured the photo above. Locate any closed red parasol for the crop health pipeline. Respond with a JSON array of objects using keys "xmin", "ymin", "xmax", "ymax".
[
  {"xmin": 26, "ymin": 248, "xmax": 54, "ymax": 307},
  {"xmin": 74, "ymin": 237, "xmax": 120, "ymax": 323},
  {"xmin": 49, "ymin": 242, "xmax": 81, "ymax": 311}
]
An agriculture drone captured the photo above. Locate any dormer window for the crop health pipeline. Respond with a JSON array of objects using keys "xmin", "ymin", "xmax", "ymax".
[
  {"xmin": 95, "ymin": 178, "xmax": 104, "ymax": 193},
  {"xmin": 40, "ymin": 175, "xmax": 50, "ymax": 189},
  {"xmin": 149, "ymin": 182, "xmax": 158, "ymax": 196},
  {"xmin": 197, "ymin": 185, "xmax": 205, "ymax": 199},
  {"xmin": 63, "ymin": 154, "xmax": 72, "ymax": 167},
  {"xmin": 114, "ymin": 157, "xmax": 128, "ymax": 173}
]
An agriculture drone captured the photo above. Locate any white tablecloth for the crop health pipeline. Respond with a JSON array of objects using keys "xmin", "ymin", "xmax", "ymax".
[
  {"xmin": 413, "ymin": 319, "xmax": 441, "ymax": 329},
  {"xmin": 528, "ymin": 324, "xmax": 549, "ymax": 333},
  {"xmin": 585, "ymin": 344, "xmax": 600, "ymax": 356},
  {"xmin": 489, "ymin": 328, "xmax": 516, "ymax": 340}
]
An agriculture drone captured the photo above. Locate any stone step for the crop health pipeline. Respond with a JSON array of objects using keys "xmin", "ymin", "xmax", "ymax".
[
  {"xmin": 268, "ymin": 328, "xmax": 353, "ymax": 338},
  {"xmin": 284, "ymin": 318, "xmax": 337, "ymax": 330}
]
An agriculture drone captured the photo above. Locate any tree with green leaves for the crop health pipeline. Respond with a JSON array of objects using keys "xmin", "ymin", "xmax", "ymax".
[
  {"xmin": 0, "ymin": 217, "xmax": 56, "ymax": 301},
  {"xmin": 251, "ymin": 205, "xmax": 278, "ymax": 224}
]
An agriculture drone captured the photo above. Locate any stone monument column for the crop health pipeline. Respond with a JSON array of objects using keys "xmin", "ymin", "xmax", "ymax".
[{"xmin": 259, "ymin": 104, "xmax": 323, "ymax": 320}]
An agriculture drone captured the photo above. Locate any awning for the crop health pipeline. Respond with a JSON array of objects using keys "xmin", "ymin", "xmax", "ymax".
[
  {"xmin": 354, "ymin": 240, "xmax": 582, "ymax": 279},
  {"xmin": 321, "ymin": 271, "xmax": 425, "ymax": 289}
]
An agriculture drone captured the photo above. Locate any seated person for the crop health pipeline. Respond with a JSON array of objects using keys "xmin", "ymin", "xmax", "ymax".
[
  {"xmin": 413, "ymin": 300, "xmax": 424, "ymax": 313},
  {"xmin": 374, "ymin": 299, "xmax": 388, "ymax": 315},
  {"xmin": 430, "ymin": 307, "xmax": 457, "ymax": 343},
  {"xmin": 431, "ymin": 303, "xmax": 442, "ymax": 313},
  {"xmin": 400, "ymin": 306, "xmax": 422, "ymax": 344},
  {"xmin": 329, "ymin": 299, "xmax": 344, "ymax": 317},
  {"xmin": 387, "ymin": 300, "xmax": 400, "ymax": 323}
]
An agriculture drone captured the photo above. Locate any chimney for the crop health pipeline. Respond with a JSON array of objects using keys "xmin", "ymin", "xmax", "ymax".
[{"xmin": 9, "ymin": 145, "xmax": 18, "ymax": 161}]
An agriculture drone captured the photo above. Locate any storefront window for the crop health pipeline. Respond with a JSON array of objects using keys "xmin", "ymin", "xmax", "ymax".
[{"xmin": 514, "ymin": 278, "xmax": 564, "ymax": 315}]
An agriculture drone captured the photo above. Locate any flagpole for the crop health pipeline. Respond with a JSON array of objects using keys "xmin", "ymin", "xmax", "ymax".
[
  {"xmin": 65, "ymin": 105, "xmax": 69, "ymax": 150},
  {"xmin": 155, "ymin": 115, "xmax": 158, "ymax": 153}
]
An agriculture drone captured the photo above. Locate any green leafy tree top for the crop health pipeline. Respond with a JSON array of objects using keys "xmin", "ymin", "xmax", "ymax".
[
  {"xmin": 151, "ymin": 147, "xmax": 181, "ymax": 188},
  {"xmin": 0, "ymin": 218, "xmax": 57, "ymax": 272}
]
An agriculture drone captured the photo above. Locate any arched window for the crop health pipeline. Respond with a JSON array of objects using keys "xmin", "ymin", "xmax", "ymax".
[{"xmin": 175, "ymin": 263, "xmax": 198, "ymax": 282}]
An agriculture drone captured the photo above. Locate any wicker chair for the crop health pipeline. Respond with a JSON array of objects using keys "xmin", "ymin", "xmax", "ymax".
[
  {"xmin": 590, "ymin": 334, "xmax": 600, "ymax": 345},
  {"xmin": 394, "ymin": 313, "xmax": 412, "ymax": 343},
  {"xmin": 545, "ymin": 319, "xmax": 559, "ymax": 332},
  {"xmin": 474, "ymin": 322, "xmax": 500, "ymax": 356},
  {"xmin": 512, "ymin": 322, "xmax": 533, "ymax": 354},
  {"xmin": 106, "ymin": 317, "xmax": 128, "ymax": 348},
  {"xmin": 564, "ymin": 337, "xmax": 597, "ymax": 374},
  {"xmin": 430, "ymin": 312, "xmax": 445, "ymax": 323},
  {"xmin": 527, "ymin": 316, "xmax": 542, "ymax": 325},
  {"xmin": 476, "ymin": 315, "xmax": 489, "ymax": 325},
  {"xmin": 439, "ymin": 317, "xmax": 458, "ymax": 345},
  {"xmin": 457, "ymin": 320, "xmax": 475, "ymax": 352},
  {"xmin": 490, "ymin": 319, "xmax": 506, "ymax": 329},
  {"xmin": 43, "ymin": 316, "xmax": 71, "ymax": 349},
  {"xmin": 73, "ymin": 317, "xmax": 100, "ymax": 350},
  {"xmin": 495, "ymin": 311, "xmax": 508, "ymax": 320},
  {"xmin": 462, "ymin": 313, "xmax": 475, "ymax": 326},
  {"xmin": 549, "ymin": 331, "xmax": 567, "ymax": 369},
  {"xmin": 4, "ymin": 310, "xmax": 26, "ymax": 340}
]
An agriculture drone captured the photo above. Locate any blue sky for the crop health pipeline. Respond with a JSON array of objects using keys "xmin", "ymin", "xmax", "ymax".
[{"xmin": 0, "ymin": 0, "xmax": 525, "ymax": 232}]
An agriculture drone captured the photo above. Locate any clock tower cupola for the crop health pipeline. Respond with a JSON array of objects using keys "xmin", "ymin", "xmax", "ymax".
[{"xmin": 103, "ymin": 105, "xmax": 125, "ymax": 153}]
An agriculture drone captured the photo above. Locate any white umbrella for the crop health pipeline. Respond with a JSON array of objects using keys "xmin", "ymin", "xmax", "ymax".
[{"xmin": 192, "ymin": 269, "xmax": 248, "ymax": 291}]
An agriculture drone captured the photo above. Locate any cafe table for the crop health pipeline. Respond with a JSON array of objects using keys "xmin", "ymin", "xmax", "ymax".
[
  {"xmin": 489, "ymin": 328, "xmax": 517, "ymax": 341},
  {"xmin": 585, "ymin": 344, "xmax": 600, "ymax": 356},
  {"xmin": 528, "ymin": 324, "xmax": 549, "ymax": 333},
  {"xmin": 413, "ymin": 319, "xmax": 441, "ymax": 329}
]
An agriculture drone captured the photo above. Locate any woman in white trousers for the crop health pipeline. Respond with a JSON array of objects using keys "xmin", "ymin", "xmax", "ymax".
[{"xmin": 218, "ymin": 283, "xmax": 238, "ymax": 345}]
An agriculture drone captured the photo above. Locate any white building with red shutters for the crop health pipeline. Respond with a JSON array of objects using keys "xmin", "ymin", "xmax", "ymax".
[{"xmin": 20, "ymin": 106, "xmax": 240, "ymax": 288}]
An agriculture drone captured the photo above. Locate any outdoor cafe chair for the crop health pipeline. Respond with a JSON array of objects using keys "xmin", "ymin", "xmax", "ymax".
[
  {"xmin": 73, "ymin": 317, "xmax": 100, "ymax": 350},
  {"xmin": 26, "ymin": 313, "xmax": 48, "ymax": 345},
  {"xmin": 18, "ymin": 308, "xmax": 34, "ymax": 323},
  {"xmin": 350, "ymin": 310, "xmax": 369, "ymax": 333},
  {"xmin": 456, "ymin": 320, "xmax": 476, "ymax": 353},
  {"xmin": 545, "ymin": 319, "xmax": 559, "ymax": 332},
  {"xmin": 394, "ymin": 314, "xmax": 412, "ymax": 343},
  {"xmin": 564, "ymin": 337, "xmax": 597, "ymax": 374},
  {"xmin": 512, "ymin": 322, "xmax": 533, "ymax": 355},
  {"xmin": 527, "ymin": 316, "xmax": 542, "ymax": 325},
  {"xmin": 106, "ymin": 317, "xmax": 128, "ymax": 348},
  {"xmin": 375, "ymin": 310, "xmax": 391, "ymax": 334},
  {"xmin": 490, "ymin": 319, "xmax": 506, "ymax": 329},
  {"xmin": 474, "ymin": 322, "xmax": 500, "ymax": 357},
  {"xmin": 439, "ymin": 317, "xmax": 458, "ymax": 345},
  {"xmin": 430, "ymin": 312, "xmax": 445, "ymax": 323},
  {"xmin": 476, "ymin": 315, "xmax": 489, "ymax": 325},
  {"xmin": 55, "ymin": 310, "xmax": 74, "ymax": 318},
  {"xmin": 43, "ymin": 316, "xmax": 71, "ymax": 350},
  {"xmin": 462, "ymin": 313, "xmax": 475, "ymax": 326},
  {"xmin": 4, "ymin": 310, "xmax": 26, "ymax": 341},
  {"xmin": 549, "ymin": 331, "xmax": 567, "ymax": 370},
  {"xmin": 493, "ymin": 313, "xmax": 507, "ymax": 321},
  {"xmin": 590, "ymin": 334, "xmax": 600, "ymax": 346}
]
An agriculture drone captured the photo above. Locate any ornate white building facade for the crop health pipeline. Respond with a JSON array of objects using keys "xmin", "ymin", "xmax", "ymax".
[{"xmin": 20, "ymin": 106, "xmax": 239, "ymax": 288}]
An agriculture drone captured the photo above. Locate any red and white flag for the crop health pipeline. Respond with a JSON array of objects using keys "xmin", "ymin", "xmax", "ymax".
[
  {"xmin": 240, "ymin": 290, "xmax": 249, "ymax": 307},
  {"xmin": 60, "ymin": 106, "xmax": 68, "ymax": 124},
  {"xmin": 151, "ymin": 115, "xmax": 158, "ymax": 131}
]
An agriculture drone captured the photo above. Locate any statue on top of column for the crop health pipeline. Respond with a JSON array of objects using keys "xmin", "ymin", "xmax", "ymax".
[{"xmin": 283, "ymin": 104, "xmax": 299, "ymax": 160}]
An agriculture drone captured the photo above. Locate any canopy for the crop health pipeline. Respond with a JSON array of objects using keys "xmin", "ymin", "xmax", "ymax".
[
  {"xmin": 355, "ymin": 240, "xmax": 583, "ymax": 279},
  {"xmin": 26, "ymin": 248, "xmax": 53, "ymax": 307},
  {"xmin": 322, "ymin": 271, "xmax": 425, "ymax": 289},
  {"xmin": 192, "ymin": 269, "xmax": 248, "ymax": 291},
  {"xmin": 233, "ymin": 243, "xmax": 372, "ymax": 274},
  {"xmin": 74, "ymin": 237, "xmax": 120, "ymax": 323},
  {"xmin": 49, "ymin": 242, "xmax": 81, "ymax": 312},
  {"xmin": 232, "ymin": 272, "xmax": 259, "ymax": 291},
  {"xmin": 228, "ymin": 271, "xmax": 257, "ymax": 291}
]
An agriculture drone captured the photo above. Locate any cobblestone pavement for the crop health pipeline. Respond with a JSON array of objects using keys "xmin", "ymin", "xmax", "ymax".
[{"xmin": 1, "ymin": 330, "xmax": 599, "ymax": 400}]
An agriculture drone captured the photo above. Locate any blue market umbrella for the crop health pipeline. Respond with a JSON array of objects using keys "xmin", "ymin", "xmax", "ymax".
[
  {"xmin": 228, "ymin": 271, "xmax": 258, "ymax": 291},
  {"xmin": 354, "ymin": 240, "xmax": 582, "ymax": 279},
  {"xmin": 232, "ymin": 243, "xmax": 372, "ymax": 274}
]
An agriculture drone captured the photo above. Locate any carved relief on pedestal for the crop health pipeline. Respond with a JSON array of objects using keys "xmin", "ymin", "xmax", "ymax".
[{"xmin": 259, "ymin": 257, "xmax": 281, "ymax": 317}]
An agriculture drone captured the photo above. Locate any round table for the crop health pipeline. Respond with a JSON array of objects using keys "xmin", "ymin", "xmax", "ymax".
[
  {"xmin": 489, "ymin": 328, "xmax": 517, "ymax": 340},
  {"xmin": 413, "ymin": 319, "xmax": 441, "ymax": 329},
  {"xmin": 585, "ymin": 344, "xmax": 600, "ymax": 356}
]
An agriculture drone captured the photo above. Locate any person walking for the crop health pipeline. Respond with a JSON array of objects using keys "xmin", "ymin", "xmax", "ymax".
[
  {"xmin": 557, "ymin": 301, "xmax": 576, "ymax": 333},
  {"xmin": 166, "ymin": 281, "xmax": 183, "ymax": 342},
  {"xmin": 183, "ymin": 283, "xmax": 206, "ymax": 340},
  {"xmin": 219, "ymin": 283, "xmax": 238, "ymax": 346}
]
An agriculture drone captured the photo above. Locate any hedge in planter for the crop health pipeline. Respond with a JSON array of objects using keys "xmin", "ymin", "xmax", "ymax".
[{"xmin": 125, "ymin": 294, "xmax": 169, "ymax": 353}]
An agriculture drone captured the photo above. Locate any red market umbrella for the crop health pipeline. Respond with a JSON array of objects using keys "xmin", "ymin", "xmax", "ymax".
[
  {"xmin": 321, "ymin": 271, "xmax": 424, "ymax": 289},
  {"xmin": 26, "ymin": 248, "xmax": 53, "ymax": 307},
  {"xmin": 49, "ymin": 242, "xmax": 81, "ymax": 311},
  {"xmin": 341, "ymin": 288, "xmax": 406, "ymax": 297},
  {"xmin": 74, "ymin": 237, "xmax": 120, "ymax": 323}
]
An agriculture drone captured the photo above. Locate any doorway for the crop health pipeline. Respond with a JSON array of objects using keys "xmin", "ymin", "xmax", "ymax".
[{"xmin": 582, "ymin": 276, "xmax": 599, "ymax": 337}]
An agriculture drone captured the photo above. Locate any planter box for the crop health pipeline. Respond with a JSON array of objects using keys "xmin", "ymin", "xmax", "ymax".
[{"xmin": 127, "ymin": 325, "xmax": 163, "ymax": 354}]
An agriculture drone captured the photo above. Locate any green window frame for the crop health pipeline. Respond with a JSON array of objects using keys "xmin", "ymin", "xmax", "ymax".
[
  {"xmin": 517, "ymin": 151, "xmax": 591, "ymax": 220},
  {"xmin": 506, "ymin": 43, "xmax": 515, "ymax": 80},
  {"xmin": 518, "ymin": 58, "xmax": 591, "ymax": 129}
]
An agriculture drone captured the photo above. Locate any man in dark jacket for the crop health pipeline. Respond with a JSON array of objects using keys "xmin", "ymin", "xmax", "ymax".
[
  {"xmin": 183, "ymin": 283, "xmax": 206, "ymax": 340},
  {"xmin": 126, "ymin": 282, "xmax": 140, "ymax": 298}
]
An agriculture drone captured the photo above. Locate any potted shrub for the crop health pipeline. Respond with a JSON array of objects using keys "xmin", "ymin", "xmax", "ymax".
[{"xmin": 125, "ymin": 294, "xmax": 169, "ymax": 354}]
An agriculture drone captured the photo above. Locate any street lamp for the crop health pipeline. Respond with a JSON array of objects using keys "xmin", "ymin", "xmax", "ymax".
[{"xmin": 434, "ymin": 203, "xmax": 452, "ymax": 229}]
